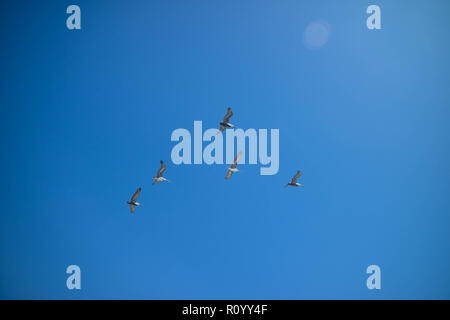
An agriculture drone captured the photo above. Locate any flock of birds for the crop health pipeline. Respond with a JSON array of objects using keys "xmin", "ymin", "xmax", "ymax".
[{"xmin": 126, "ymin": 107, "xmax": 304, "ymax": 213}]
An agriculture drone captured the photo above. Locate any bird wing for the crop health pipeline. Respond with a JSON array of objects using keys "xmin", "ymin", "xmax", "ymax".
[
  {"xmin": 231, "ymin": 150, "xmax": 242, "ymax": 168},
  {"xmin": 157, "ymin": 160, "xmax": 166, "ymax": 177},
  {"xmin": 225, "ymin": 170, "xmax": 233, "ymax": 180},
  {"xmin": 129, "ymin": 204, "xmax": 135, "ymax": 213},
  {"xmin": 291, "ymin": 170, "xmax": 302, "ymax": 183},
  {"xmin": 131, "ymin": 187, "xmax": 141, "ymax": 202},
  {"xmin": 217, "ymin": 125, "xmax": 225, "ymax": 134},
  {"xmin": 223, "ymin": 107, "xmax": 233, "ymax": 123}
]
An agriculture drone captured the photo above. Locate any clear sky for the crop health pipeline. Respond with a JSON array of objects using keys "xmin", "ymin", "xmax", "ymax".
[{"xmin": 1, "ymin": 0, "xmax": 449, "ymax": 299}]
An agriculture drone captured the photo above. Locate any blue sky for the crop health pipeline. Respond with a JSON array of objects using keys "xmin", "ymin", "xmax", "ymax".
[{"xmin": 1, "ymin": 0, "xmax": 449, "ymax": 299}]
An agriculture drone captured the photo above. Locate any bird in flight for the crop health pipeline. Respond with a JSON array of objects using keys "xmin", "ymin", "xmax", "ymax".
[
  {"xmin": 152, "ymin": 160, "xmax": 170, "ymax": 185},
  {"xmin": 127, "ymin": 187, "xmax": 143, "ymax": 213},
  {"xmin": 225, "ymin": 151, "xmax": 242, "ymax": 180},
  {"xmin": 217, "ymin": 107, "xmax": 236, "ymax": 134},
  {"xmin": 284, "ymin": 170, "xmax": 304, "ymax": 187}
]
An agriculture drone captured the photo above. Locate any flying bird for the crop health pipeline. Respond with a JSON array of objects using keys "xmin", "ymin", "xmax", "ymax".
[
  {"xmin": 217, "ymin": 107, "xmax": 235, "ymax": 134},
  {"xmin": 284, "ymin": 170, "xmax": 304, "ymax": 187},
  {"xmin": 152, "ymin": 160, "xmax": 170, "ymax": 185},
  {"xmin": 127, "ymin": 187, "xmax": 143, "ymax": 213},
  {"xmin": 225, "ymin": 151, "xmax": 242, "ymax": 180}
]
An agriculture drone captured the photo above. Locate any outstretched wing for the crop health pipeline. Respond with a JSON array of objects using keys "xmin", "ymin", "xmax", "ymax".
[
  {"xmin": 131, "ymin": 187, "xmax": 141, "ymax": 202},
  {"xmin": 231, "ymin": 151, "xmax": 242, "ymax": 169},
  {"xmin": 291, "ymin": 170, "xmax": 302, "ymax": 184},
  {"xmin": 225, "ymin": 170, "xmax": 233, "ymax": 180},
  {"xmin": 129, "ymin": 204, "xmax": 135, "ymax": 213},
  {"xmin": 223, "ymin": 107, "xmax": 233, "ymax": 123},
  {"xmin": 157, "ymin": 160, "xmax": 166, "ymax": 177}
]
